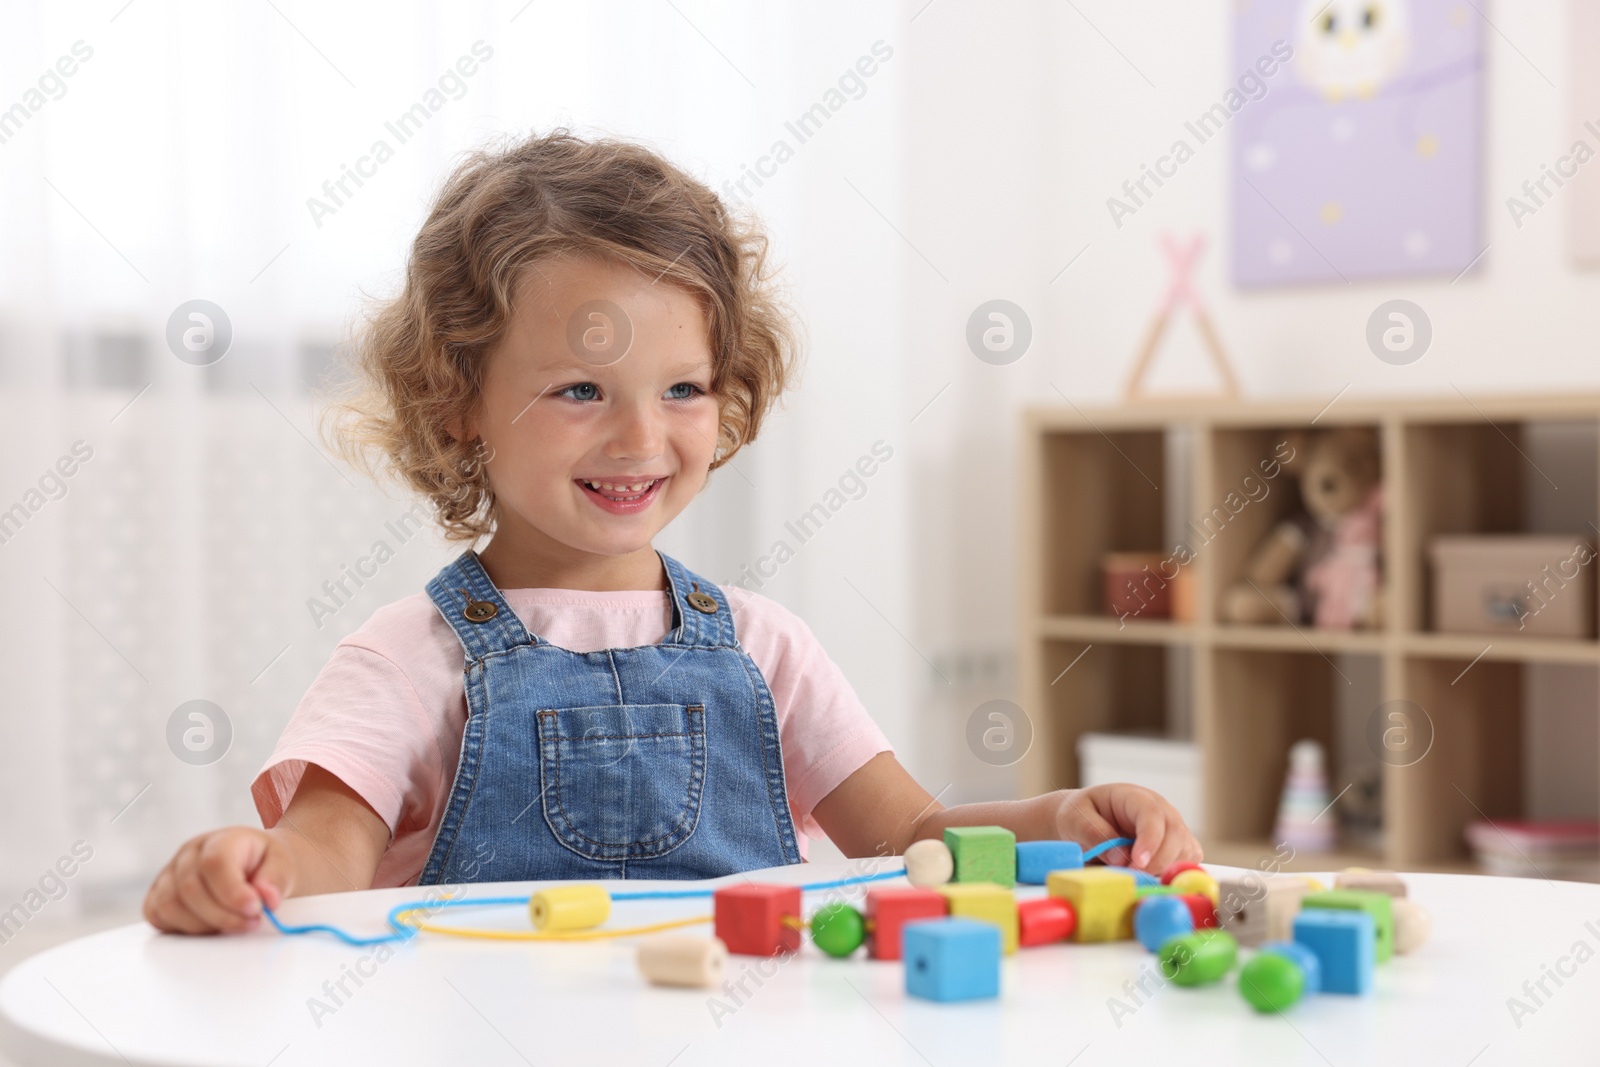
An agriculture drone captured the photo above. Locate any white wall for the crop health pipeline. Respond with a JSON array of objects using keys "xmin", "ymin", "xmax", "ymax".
[{"xmin": 890, "ymin": 0, "xmax": 1600, "ymax": 815}]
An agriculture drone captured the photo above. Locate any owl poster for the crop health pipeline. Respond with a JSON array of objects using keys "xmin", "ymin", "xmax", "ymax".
[{"xmin": 1230, "ymin": 0, "xmax": 1485, "ymax": 286}]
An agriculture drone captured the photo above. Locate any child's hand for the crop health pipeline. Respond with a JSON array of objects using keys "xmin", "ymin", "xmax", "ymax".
[
  {"xmin": 143, "ymin": 827, "xmax": 298, "ymax": 935},
  {"xmin": 1051, "ymin": 783, "xmax": 1202, "ymax": 874}
]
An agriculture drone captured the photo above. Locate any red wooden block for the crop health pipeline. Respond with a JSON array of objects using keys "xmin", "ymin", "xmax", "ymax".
[
  {"xmin": 1179, "ymin": 893, "xmax": 1217, "ymax": 929},
  {"xmin": 1160, "ymin": 861, "xmax": 1204, "ymax": 885},
  {"xmin": 1018, "ymin": 896, "xmax": 1077, "ymax": 947},
  {"xmin": 713, "ymin": 884, "xmax": 802, "ymax": 957},
  {"xmin": 864, "ymin": 886, "xmax": 948, "ymax": 961}
]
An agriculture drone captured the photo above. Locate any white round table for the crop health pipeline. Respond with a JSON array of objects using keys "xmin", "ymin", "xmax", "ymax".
[{"xmin": 2, "ymin": 859, "xmax": 1595, "ymax": 1066}]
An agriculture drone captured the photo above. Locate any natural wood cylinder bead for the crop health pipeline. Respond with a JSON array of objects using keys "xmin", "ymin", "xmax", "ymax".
[
  {"xmin": 638, "ymin": 936, "xmax": 728, "ymax": 988},
  {"xmin": 904, "ymin": 839, "xmax": 954, "ymax": 888},
  {"xmin": 1391, "ymin": 897, "xmax": 1432, "ymax": 954}
]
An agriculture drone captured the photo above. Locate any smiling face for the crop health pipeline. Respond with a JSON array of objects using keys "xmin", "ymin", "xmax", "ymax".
[{"xmin": 462, "ymin": 255, "xmax": 721, "ymax": 590}]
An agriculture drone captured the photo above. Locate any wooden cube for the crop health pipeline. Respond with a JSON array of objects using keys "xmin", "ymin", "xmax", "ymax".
[
  {"xmin": 1293, "ymin": 908, "xmax": 1375, "ymax": 994},
  {"xmin": 903, "ymin": 918, "xmax": 1001, "ymax": 1002},
  {"xmin": 1215, "ymin": 878, "xmax": 1268, "ymax": 946},
  {"xmin": 944, "ymin": 826, "xmax": 1017, "ymax": 887},
  {"xmin": 937, "ymin": 882, "xmax": 1019, "ymax": 954},
  {"xmin": 1303, "ymin": 889, "xmax": 1395, "ymax": 963},
  {"xmin": 1046, "ymin": 868, "xmax": 1137, "ymax": 942},
  {"xmin": 1015, "ymin": 840, "xmax": 1083, "ymax": 884},
  {"xmin": 1334, "ymin": 869, "xmax": 1408, "ymax": 897},
  {"xmin": 712, "ymin": 884, "xmax": 801, "ymax": 957},
  {"xmin": 864, "ymin": 887, "xmax": 947, "ymax": 961}
]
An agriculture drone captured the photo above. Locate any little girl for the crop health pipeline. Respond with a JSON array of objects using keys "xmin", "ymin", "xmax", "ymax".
[{"xmin": 143, "ymin": 129, "xmax": 1201, "ymax": 935}]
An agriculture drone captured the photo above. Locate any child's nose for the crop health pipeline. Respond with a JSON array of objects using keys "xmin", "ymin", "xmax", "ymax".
[{"xmin": 605, "ymin": 402, "xmax": 666, "ymax": 460}]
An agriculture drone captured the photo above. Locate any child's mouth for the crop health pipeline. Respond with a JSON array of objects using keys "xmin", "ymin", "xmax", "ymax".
[{"xmin": 576, "ymin": 477, "xmax": 665, "ymax": 515}]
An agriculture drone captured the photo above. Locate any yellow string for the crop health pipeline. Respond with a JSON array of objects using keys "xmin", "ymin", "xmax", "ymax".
[{"xmin": 392, "ymin": 907, "xmax": 713, "ymax": 942}]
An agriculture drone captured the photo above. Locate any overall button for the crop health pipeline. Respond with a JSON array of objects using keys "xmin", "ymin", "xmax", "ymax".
[{"xmin": 686, "ymin": 591, "xmax": 718, "ymax": 615}]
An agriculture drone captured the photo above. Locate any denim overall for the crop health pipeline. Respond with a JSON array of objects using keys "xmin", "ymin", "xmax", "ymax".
[{"xmin": 417, "ymin": 548, "xmax": 802, "ymax": 885}]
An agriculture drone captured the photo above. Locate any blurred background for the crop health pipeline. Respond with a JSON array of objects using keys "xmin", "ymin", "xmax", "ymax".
[{"xmin": 3, "ymin": 0, "xmax": 1599, "ymax": 996}]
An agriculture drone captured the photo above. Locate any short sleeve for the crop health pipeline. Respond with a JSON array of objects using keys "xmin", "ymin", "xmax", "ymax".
[{"xmin": 250, "ymin": 643, "xmax": 448, "ymax": 843}]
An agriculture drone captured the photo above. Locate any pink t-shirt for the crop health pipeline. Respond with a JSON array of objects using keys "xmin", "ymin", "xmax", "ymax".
[{"xmin": 251, "ymin": 584, "xmax": 894, "ymax": 887}]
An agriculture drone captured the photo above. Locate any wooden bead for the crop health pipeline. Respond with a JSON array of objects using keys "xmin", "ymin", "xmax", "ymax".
[
  {"xmin": 1134, "ymin": 894, "xmax": 1193, "ymax": 952},
  {"xmin": 1303, "ymin": 889, "xmax": 1394, "ymax": 963},
  {"xmin": 810, "ymin": 902, "xmax": 866, "ymax": 958},
  {"xmin": 1015, "ymin": 840, "xmax": 1083, "ymax": 884},
  {"xmin": 937, "ymin": 883, "xmax": 1020, "ymax": 955},
  {"xmin": 1239, "ymin": 951, "xmax": 1305, "ymax": 1012},
  {"xmin": 1017, "ymin": 896, "xmax": 1076, "ymax": 946},
  {"xmin": 1178, "ymin": 893, "xmax": 1217, "ymax": 930},
  {"xmin": 905, "ymin": 839, "xmax": 955, "ymax": 888},
  {"xmin": 1158, "ymin": 929, "xmax": 1237, "ymax": 986},
  {"xmin": 943, "ymin": 826, "xmax": 1017, "ymax": 887},
  {"xmin": 1391, "ymin": 897, "xmax": 1432, "ymax": 954},
  {"xmin": 638, "ymin": 936, "xmax": 728, "ymax": 989},
  {"xmin": 1160, "ymin": 860, "xmax": 1203, "ymax": 885},
  {"xmin": 903, "ymin": 918, "xmax": 1001, "ymax": 1002},
  {"xmin": 713, "ymin": 884, "xmax": 802, "ymax": 957},
  {"xmin": 865, "ymin": 887, "xmax": 948, "ymax": 960},
  {"xmin": 529, "ymin": 884, "xmax": 610, "ymax": 932},
  {"xmin": 1169, "ymin": 868, "xmax": 1220, "ymax": 904},
  {"xmin": 1047, "ymin": 868, "xmax": 1136, "ymax": 942}
]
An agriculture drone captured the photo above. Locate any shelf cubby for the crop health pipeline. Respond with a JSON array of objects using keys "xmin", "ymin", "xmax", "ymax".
[{"xmin": 1018, "ymin": 395, "xmax": 1600, "ymax": 876}]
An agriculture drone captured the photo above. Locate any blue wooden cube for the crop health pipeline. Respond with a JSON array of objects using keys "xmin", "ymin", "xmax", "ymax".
[
  {"xmin": 902, "ymin": 918, "xmax": 1001, "ymax": 1002},
  {"xmin": 1261, "ymin": 940, "xmax": 1322, "ymax": 994},
  {"xmin": 1293, "ymin": 909, "xmax": 1374, "ymax": 994},
  {"xmin": 1015, "ymin": 840, "xmax": 1083, "ymax": 885}
]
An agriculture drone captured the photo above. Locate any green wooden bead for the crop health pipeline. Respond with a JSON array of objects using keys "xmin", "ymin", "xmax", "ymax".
[
  {"xmin": 1158, "ymin": 929, "xmax": 1237, "ymax": 987},
  {"xmin": 1239, "ymin": 951, "xmax": 1306, "ymax": 1012},
  {"xmin": 810, "ymin": 902, "xmax": 866, "ymax": 958},
  {"xmin": 1135, "ymin": 884, "xmax": 1180, "ymax": 899}
]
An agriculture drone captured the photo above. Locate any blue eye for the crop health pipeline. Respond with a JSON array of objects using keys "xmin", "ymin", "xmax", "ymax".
[
  {"xmin": 666, "ymin": 383, "xmax": 704, "ymax": 401},
  {"xmin": 558, "ymin": 383, "xmax": 600, "ymax": 402}
]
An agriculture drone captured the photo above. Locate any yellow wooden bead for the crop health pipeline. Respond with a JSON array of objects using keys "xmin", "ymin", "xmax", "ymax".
[
  {"xmin": 1047, "ymin": 868, "xmax": 1137, "ymax": 942},
  {"xmin": 530, "ymin": 884, "xmax": 611, "ymax": 932},
  {"xmin": 1301, "ymin": 876, "xmax": 1327, "ymax": 893},
  {"xmin": 936, "ymin": 882, "xmax": 1019, "ymax": 954},
  {"xmin": 1169, "ymin": 868, "xmax": 1220, "ymax": 904}
]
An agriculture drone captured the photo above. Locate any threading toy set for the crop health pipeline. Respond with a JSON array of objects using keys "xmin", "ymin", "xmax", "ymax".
[{"xmin": 261, "ymin": 827, "xmax": 1430, "ymax": 1009}]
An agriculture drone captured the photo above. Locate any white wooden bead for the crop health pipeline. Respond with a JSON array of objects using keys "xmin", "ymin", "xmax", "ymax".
[
  {"xmin": 638, "ymin": 936, "xmax": 728, "ymax": 989},
  {"xmin": 904, "ymin": 839, "xmax": 954, "ymax": 888},
  {"xmin": 1391, "ymin": 897, "xmax": 1431, "ymax": 954}
]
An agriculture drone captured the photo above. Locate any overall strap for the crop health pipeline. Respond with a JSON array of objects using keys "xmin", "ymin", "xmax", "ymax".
[
  {"xmin": 659, "ymin": 552, "xmax": 736, "ymax": 648},
  {"xmin": 424, "ymin": 549, "xmax": 539, "ymax": 659}
]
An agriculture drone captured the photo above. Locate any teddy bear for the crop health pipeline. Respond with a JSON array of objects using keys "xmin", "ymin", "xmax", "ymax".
[{"xmin": 1221, "ymin": 426, "xmax": 1384, "ymax": 629}]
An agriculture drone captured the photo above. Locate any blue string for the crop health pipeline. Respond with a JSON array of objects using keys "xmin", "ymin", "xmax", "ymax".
[
  {"xmin": 260, "ymin": 836, "xmax": 1140, "ymax": 947},
  {"xmin": 1082, "ymin": 835, "xmax": 1135, "ymax": 862}
]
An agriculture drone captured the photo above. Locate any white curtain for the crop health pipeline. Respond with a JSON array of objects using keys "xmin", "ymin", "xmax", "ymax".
[{"xmin": 0, "ymin": 0, "xmax": 918, "ymax": 906}]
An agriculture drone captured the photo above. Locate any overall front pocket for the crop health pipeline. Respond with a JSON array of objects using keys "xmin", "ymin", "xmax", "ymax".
[{"xmin": 536, "ymin": 703, "xmax": 706, "ymax": 861}]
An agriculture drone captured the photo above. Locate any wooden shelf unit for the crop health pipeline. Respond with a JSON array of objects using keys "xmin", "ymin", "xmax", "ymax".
[{"xmin": 1018, "ymin": 394, "xmax": 1600, "ymax": 873}]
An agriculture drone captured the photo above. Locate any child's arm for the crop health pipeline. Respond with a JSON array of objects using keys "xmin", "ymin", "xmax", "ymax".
[
  {"xmin": 142, "ymin": 764, "xmax": 391, "ymax": 934},
  {"xmin": 809, "ymin": 752, "xmax": 1202, "ymax": 874}
]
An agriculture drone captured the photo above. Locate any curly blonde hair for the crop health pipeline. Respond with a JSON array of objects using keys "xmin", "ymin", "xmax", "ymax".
[{"xmin": 317, "ymin": 128, "xmax": 801, "ymax": 544}]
